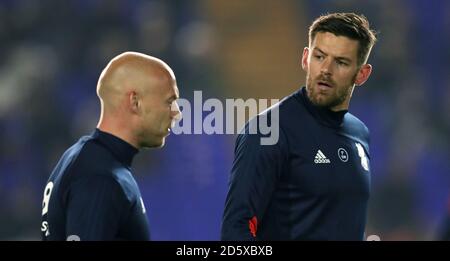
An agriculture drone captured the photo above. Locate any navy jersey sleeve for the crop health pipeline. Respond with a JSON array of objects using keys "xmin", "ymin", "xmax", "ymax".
[
  {"xmin": 64, "ymin": 175, "xmax": 129, "ymax": 241},
  {"xmin": 221, "ymin": 124, "xmax": 288, "ymax": 240}
]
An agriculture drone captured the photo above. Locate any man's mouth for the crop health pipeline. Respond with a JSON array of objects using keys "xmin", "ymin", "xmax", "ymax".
[{"xmin": 317, "ymin": 81, "xmax": 333, "ymax": 88}]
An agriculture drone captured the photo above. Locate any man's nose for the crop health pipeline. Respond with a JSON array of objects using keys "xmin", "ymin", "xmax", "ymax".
[
  {"xmin": 320, "ymin": 58, "xmax": 333, "ymax": 76},
  {"xmin": 171, "ymin": 101, "xmax": 182, "ymax": 121}
]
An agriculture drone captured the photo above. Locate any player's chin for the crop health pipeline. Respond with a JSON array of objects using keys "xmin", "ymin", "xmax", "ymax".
[
  {"xmin": 311, "ymin": 94, "xmax": 333, "ymax": 108},
  {"xmin": 140, "ymin": 136, "xmax": 166, "ymax": 149},
  {"xmin": 157, "ymin": 137, "xmax": 166, "ymax": 148},
  {"xmin": 151, "ymin": 127, "xmax": 172, "ymax": 148},
  {"xmin": 148, "ymin": 136, "xmax": 166, "ymax": 149}
]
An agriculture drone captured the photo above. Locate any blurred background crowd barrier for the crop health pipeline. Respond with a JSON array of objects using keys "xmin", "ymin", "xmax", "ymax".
[{"xmin": 0, "ymin": 0, "xmax": 449, "ymax": 240}]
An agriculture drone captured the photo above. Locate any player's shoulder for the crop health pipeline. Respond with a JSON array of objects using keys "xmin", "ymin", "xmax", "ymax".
[
  {"xmin": 344, "ymin": 112, "xmax": 369, "ymax": 134},
  {"xmin": 235, "ymin": 89, "xmax": 303, "ymax": 147},
  {"xmin": 276, "ymin": 88, "xmax": 312, "ymax": 127},
  {"xmin": 245, "ymin": 88, "xmax": 306, "ymax": 120},
  {"xmin": 51, "ymin": 135, "xmax": 128, "ymax": 201},
  {"xmin": 343, "ymin": 112, "xmax": 370, "ymax": 146},
  {"xmin": 85, "ymin": 141, "xmax": 139, "ymax": 201},
  {"xmin": 248, "ymin": 88, "xmax": 305, "ymax": 126},
  {"xmin": 275, "ymin": 88, "xmax": 307, "ymax": 115},
  {"xmin": 51, "ymin": 135, "xmax": 97, "ymax": 177},
  {"xmin": 63, "ymin": 147, "xmax": 135, "ymax": 203},
  {"xmin": 76, "ymin": 136, "xmax": 120, "ymax": 171},
  {"xmin": 56, "ymin": 134, "xmax": 120, "ymax": 183}
]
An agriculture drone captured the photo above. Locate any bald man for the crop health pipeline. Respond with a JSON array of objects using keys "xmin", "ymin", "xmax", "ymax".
[{"xmin": 40, "ymin": 52, "xmax": 181, "ymax": 241}]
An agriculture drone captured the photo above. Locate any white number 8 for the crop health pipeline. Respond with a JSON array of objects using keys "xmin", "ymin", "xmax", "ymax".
[{"xmin": 42, "ymin": 182, "xmax": 54, "ymax": 216}]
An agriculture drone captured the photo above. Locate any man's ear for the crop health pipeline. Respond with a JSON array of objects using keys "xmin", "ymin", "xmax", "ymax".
[
  {"xmin": 301, "ymin": 47, "xmax": 309, "ymax": 72},
  {"xmin": 129, "ymin": 91, "xmax": 140, "ymax": 113},
  {"xmin": 354, "ymin": 64, "xmax": 372, "ymax": 86}
]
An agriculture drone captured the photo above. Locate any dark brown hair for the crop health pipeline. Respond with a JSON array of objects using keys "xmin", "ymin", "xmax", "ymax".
[{"xmin": 309, "ymin": 13, "xmax": 377, "ymax": 66}]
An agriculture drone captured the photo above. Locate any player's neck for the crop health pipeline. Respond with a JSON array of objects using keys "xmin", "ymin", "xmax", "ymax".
[
  {"xmin": 329, "ymin": 102, "xmax": 349, "ymax": 112},
  {"xmin": 97, "ymin": 118, "xmax": 140, "ymax": 150}
]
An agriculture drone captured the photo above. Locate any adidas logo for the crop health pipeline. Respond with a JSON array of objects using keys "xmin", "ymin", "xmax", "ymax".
[{"xmin": 314, "ymin": 150, "xmax": 330, "ymax": 164}]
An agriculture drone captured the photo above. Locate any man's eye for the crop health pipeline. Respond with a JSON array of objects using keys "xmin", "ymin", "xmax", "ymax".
[
  {"xmin": 314, "ymin": 55, "xmax": 323, "ymax": 60},
  {"xmin": 337, "ymin": 60, "xmax": 348, "ymax": 66}
]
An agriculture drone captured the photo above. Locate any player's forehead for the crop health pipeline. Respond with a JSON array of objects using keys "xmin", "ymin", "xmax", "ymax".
[
  {"xmin": 312, "ymin": 32, "xmax": 359, "ymax": 60},
  {"xmin": 166, "ymin": 83, "xmax": 179, "ymax": 99}
]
